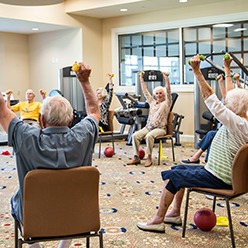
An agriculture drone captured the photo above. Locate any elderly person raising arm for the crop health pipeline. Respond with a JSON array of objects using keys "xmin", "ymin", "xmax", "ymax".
[
  {"xmin": 136, "ymin": 54, "xmax": 248, "ymax": 232},
  {"xmin": 0, "ymin": 62, "xmax": 100, "ymax": 248},
  {"xmin": 127, "ymin": 71, "xmax": 172, "ymax": 167}
]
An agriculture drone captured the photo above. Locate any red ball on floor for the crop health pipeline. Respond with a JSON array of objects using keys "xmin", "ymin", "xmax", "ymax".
[
  {"xmin": 138, "ymin": 148, "xmax": 145, "ymax": 159},
  {"xmin": 194, "ymin": 207, "xmax": 216, "ymax": 231},
  {"xmin": 104, "ymin": 146, "xmax": 114, "ymax": 157}
]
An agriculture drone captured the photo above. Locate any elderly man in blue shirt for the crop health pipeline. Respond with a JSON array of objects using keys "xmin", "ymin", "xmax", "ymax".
[{"xmin": 0, "ymin": 63, "xmax": 100, "ymax": 248}]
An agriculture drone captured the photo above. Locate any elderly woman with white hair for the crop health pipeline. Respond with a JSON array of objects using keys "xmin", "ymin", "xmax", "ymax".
[
  {"xmin": 136, "ymin": 54, "xmax": 248, "ymax": 233},
  {"xmin": 96, "ymin": 73, "xmax": 114, "ymax": 131},
  {"xmin": 127, "ymin": 72, "xmax": 172, "ymax": 167}
]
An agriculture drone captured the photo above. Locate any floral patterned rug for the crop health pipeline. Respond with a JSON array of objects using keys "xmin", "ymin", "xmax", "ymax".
[{"xmin": 1, "ymin": 141, "xmax": 248, "ymax": 248}]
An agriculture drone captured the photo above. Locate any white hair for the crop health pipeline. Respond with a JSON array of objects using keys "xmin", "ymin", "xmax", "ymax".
[
  {"xmin": 225, "ymin": 88, "xmax": 248, "ymax": 117},
  {"xmin": 96, "ymin": 87, "xmax": 107, "ymax": 99},
  {"xmin": 40, "ymin": 95, "xmax": 73, "ymax": 126},
  {"xmin": 153, "ymin": 86, "xmax": 166, "ymax": 96}
]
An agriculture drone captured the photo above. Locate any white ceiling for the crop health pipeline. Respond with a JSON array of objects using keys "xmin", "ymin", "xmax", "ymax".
[{"xmin": 0, "ymin": 0, "xmax": 232, "ymax": 34}]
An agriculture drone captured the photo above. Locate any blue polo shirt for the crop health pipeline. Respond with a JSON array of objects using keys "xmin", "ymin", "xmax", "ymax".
[{"xmin": 8, "ymin": 116, "xmax": 98, "ymax": 224}]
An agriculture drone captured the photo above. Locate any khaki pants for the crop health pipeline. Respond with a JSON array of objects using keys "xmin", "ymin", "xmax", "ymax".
[{"xmin": 132, "ymin": 127, "xmax": 167, "ymax": 156}]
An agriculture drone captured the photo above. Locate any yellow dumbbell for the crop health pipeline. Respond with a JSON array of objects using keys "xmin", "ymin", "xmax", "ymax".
[
  {"xmin": 107, "ymin": 73, "xmax": 114, "ymax": 78},
  {"xmin": 72, "ymin": 62, "xmax": 80, "ymax": 72},
  {"xmin": 6, "ymin": 89, "xmax": 13, "ymax": 94}
]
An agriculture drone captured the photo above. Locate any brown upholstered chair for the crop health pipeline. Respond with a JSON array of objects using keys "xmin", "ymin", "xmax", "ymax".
[
  {"xmin": 14, "ymin": 166, "xmax": 103, "ymax": 248},
  {"xmin": 156, "ymin": 112, "xmax": 175, "ymax": 164},
  {"xmin": 98, "ymin": 110, "xmax": 115, "ymax": 158},
  {"xmin": 182, "ymin": 144, "xmax": 248, "ymax": 248}
]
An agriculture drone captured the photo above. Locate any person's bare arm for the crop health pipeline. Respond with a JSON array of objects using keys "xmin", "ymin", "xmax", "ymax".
[
  {"xmin": 162, "ymin": 72, "xmax": 172, "ymax": 107},
  {"xmin": 39, "ymin": 89, "xmax": 47, "ymax": 100},
  {"xmin": 223, "ymin": 56, "xmax": 235, "ymax": 92},
  {"xmin": 189, "ymin": 55, "xmax": 214, "ymax": 100},
  {"xmin": 216, "ymin": 74, "xmax": 226, "ymax": 99},
  {"xmin": 0, "ymin": 92, "xmax": 16, "ymax": 132},
  {"xmin": 5, "ymin": 90, "xmax": 13, "ymax": 109},
  {"xmin": 107, "ymin": 73, "xmax": 114, "ymax": 90},
  {"xmin": 234, "ymin": 73, "xmax": 243, "ymax": 89},
  {"xmin": 75, "ymin": 63, "xmax": 100, "ymax": 123},
  {"xmin": 139, "ymin": 72, "xmax": 153, "ymax": 102}
]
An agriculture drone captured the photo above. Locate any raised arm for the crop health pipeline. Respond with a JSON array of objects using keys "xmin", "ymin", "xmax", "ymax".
[
  {"xmin": 162, "ymin": 72, "xmax": 172, "ymax": 107},
  {"xmin": 139, "ymin": 72, "xmax": 153, "ymax": 102},
  {"xmin": 0, "ymin": 92, "xmax": 16, "ymax": 132},
  {"xmin": 216, "ymin": 74, "xmax": 226, "ymax": 99},
  {"xmin": 233, "ymin": 73, "xmax": 243, "ymax": 89},
  {"xmin": 107, "ymin": 73, "xmax": 114, "ymax": 90},
  {"xmin": 39, "ymin": 89, "xmax": 47, "ymax": 100},
  {"xmin": 75, "ymin": 63, "xmax": 100, "ymax": 123},
  {"xmin": 223, "ymin": 55, "xmax": 235, "ymax": 92},
  {"xmin": 189, "ymin": 55, "xmax": 214, "ymax": 100},
  {"xmin": 5, "ymin": 90, "xmax": 13, "ymax": 109}
]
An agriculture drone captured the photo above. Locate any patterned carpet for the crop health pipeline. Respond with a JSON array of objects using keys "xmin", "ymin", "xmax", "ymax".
[{"xmin": 0, "ymin": 140, "xmax": 248, "ymax": 248}]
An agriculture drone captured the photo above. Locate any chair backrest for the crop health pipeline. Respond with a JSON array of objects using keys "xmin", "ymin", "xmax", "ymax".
[
  {"xmin": 167, "ymin": 112, "xmax": 174, "ymax": 135},
  {"xmin": 108, "ymin": 110, "xmax": 114, "ymax": 132},
  {"xmin": 231, "ymin": 143, "xmax": 248, "ymax": 195},
  {"xmin": 170, "ymin": 93, "xmax": 178, "ymax": 112},
  {"xmin": 22, "ymin": 166, "xmax": 100, "ymax": 239}
]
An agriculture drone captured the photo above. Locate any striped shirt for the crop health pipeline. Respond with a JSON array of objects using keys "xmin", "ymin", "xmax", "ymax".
[{"xmin": 204, "ymin": 94, "xmax": 248, "ymax": 185}]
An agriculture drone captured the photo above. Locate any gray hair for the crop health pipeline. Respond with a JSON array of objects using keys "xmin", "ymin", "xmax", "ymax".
[
  {"xmin": 96, "ymin": 87, "xmax": 107, "ymax": 99},
  {"xmin": 40, "ymin": 95, "xmax": 73, "ymax": 126},
  {"xmin": 153, "ymin": 86, "xmax": 166, "ymax": 96},
  {"xmin": 225, "ymin": 88, "xmax": 248, "ymax": 117}
]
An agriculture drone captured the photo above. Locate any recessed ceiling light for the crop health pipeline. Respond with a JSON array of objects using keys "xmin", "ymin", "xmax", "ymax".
[
  {"xmin": 234, "ymin": 28, "xmax": 247, "ymax": 32},
  {"xmin": 32, "ymin": 28, "xmax": 39, "ymax": 31},
  {"xmin": 120, "ymin": 8, "xmax": 128, "ymax": 12},
  {"xmin": 179, "ymin": 0, "xmax": 188, "ymax": 2},
  {"xmin": 213, "ymin": 23, "xmax": 234, "ymax": 28}
]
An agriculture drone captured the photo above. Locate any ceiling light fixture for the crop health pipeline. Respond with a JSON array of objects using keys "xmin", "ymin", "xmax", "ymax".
[
  {"xmin": 120, "ymin": 8, "xmax": 128, "ymax": 12},
  {"xmin": 234, "ymin": 28, "xmax": 247, "ymax": 32},
  {"xmin": 179, "ymin": 0, "xmax": 188, "ymax": 3},
  {"xmin": 32, "ymin": 28, "xmax": 39, "ymax": 31},
  {"xmin": 213, "ymin": 23, "xmax": 234, "ymax": 28}
]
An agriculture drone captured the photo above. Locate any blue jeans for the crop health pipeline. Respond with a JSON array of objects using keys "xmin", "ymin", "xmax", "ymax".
[
  {"xmin": 161, "ymin": 165, "xmax": 232, "ymax": 194},
  {"xmin": 198, "ymin": 130, "xmax": 217, "ymax": 162}
]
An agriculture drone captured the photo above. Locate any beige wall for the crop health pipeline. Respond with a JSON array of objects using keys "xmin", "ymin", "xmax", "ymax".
[{"xmin": 0, "ymin": 32, "xmax": 29, "ymax": 101}]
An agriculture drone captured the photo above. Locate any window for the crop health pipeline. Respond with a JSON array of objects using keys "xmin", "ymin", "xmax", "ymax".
[
  {"xmin": 119, "ymin": 29, "xmax": 180, "ymax": 86},
  {"xmin": 119, "ymin": 21, "xmax": 248, "ymax": 86}
]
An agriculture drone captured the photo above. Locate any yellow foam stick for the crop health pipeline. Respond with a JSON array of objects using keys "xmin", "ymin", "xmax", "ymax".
[
  {"xmin": 99, "ymin": 126, "xmax": 104, "ymax": 133},
  {"xmin": 72, "ymin": 62, "xmax": 80, "ymax": 72},
  {"xmin": 159, "ymin": 140, "xmax": 167, "ymax": 160}
]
